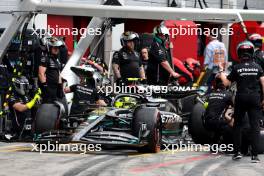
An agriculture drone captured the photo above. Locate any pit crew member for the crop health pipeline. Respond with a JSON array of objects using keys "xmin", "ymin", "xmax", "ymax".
[
  {"xmin": 112, "ymin": 31, "xmax": 145, "ymax": 84},
  {"xmin": 141, "ymin": 47, "xmax": 149, "ymax": 74},
  {"xmin": 38, "ymin": 37, "xmax": 64, "ymax": 103},
  {"xmin": 203, "ymin": 76, "xmax": 234, "ymax": 143},
  {"xmin": 64, "ymin": 77, "xmax": 106, "ymax": 115},
  {"xmin": 249, "ymin": 33, "xmax": 264, "ymax": 70},
  {"xmin": 219, "ymin": 41, "xmax": 264, "ymax": 163},
  {"xmin": 147, "ymin": 25, "xmax": 180, "ymax": 85},
  {"xmin": 8, "ymin": 76, "xmax": 41, "ymax": 139}
]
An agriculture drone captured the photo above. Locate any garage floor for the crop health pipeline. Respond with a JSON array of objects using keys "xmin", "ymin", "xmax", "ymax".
[{"xmin": 0, "ymin": 142, "xmax": 263, "ymax": 176}]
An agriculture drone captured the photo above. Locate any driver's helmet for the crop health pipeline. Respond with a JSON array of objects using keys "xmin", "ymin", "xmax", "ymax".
[
  {"xmin": 114, "ymin": 97, "xmax": 137, "ymax": 109},
  {"xmin": 13, "ymin": 76, "xmax": 30, "ymax": 96},
  {"xmin": 237, "ymin": 40, "xmax": 255, "ymax": 59},
  {"xmin": 120, "ymin": 31, "xmax": 139, "ymax": 46},
  {"xmin": 248, "ymin": 33, "xmax": 263, "ymax": 49}
]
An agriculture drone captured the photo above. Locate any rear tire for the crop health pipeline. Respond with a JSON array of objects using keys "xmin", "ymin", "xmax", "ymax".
[
  {"xmin": 180, "ymin": 94, "xmax": 197, "ymax": 117},
  {"xmin": 188, "ymin": 102, "xmax": 214, "ymax": 144},
  {"xmin": 133, "ymin": 107, "xmax": 161, "ymax": 153},
  {"xmin": 34, "ymin": 104, "xmax": 60, "ymax": 134},
  {"xmin": 257, "ymin": 129, "xmax": 264, "ymax": 154}
]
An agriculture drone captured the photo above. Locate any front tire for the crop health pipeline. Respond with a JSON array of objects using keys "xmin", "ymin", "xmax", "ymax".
[{"xmin": 188, "ymin": 102, "xmax": 214, "ymax": 144}]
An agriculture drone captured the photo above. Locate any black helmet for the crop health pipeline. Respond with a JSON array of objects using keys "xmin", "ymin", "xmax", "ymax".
[
  {"xmin": 13, "ymin": 76, "xmax": 30, "ymax": 95},
  {"xmin": 249, "ymin": 33, "xmax": 263, "ymax": 49},
  {"xmin": 120, "ymin": 31, "xmax": 139, "ymax": 46},
  {"xmin": 214, "ymin": 77, "xmax": 225, "ymax": 89},
  {"xmin": 237, "ymin": 40, "xmax": 255, "ymax": 59}
]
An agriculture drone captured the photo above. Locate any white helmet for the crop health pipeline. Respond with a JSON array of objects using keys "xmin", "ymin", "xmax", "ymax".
[
  {"xmin": 120, "ymin": 31, "xmax": 139, "ymax": 46},
  {"xmin": 47, "ymin": 37, "xmax": 64, "ymax": 48}
]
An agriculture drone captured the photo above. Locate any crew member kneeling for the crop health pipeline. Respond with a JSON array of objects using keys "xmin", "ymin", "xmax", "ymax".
[
  {"xmin": 203, "ymin": 76, "xmax": 234, "ymax": 144},
  {"xmin": 8, "ymin": 76, "xmax": 41, "ymax": 139},
  {"xmin": 64, "ymin": 76, "xmax": 106, "ymax": 115}
]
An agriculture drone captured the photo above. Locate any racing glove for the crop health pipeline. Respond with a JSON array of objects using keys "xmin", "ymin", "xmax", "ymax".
[
  {"xmin": 203, "ymin": 102, "xmax": 209, "ymax": 109},
  {"xmin": 26, "ymin": 89, "xmax": 41, "ymax": 109}
]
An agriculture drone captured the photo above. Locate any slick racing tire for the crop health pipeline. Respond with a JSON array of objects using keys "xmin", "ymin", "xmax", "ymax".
[
  {"xmin": 188, "ymin": 102, "xmax": 214, "ymax": 144},
  {"xmin": 257, "ymin": 129, "xmax": 264, "ymax": 154},
  {"xmin": 133, "ymin": 107, "xmax": 161, "ymax": 153},
  {"xmin": 34, "ymin": 104, "xmax": 60, "ymax": 134},
  {"xmin": 180, "ymin": 94, "xmax": 197, "ymax": 118}
]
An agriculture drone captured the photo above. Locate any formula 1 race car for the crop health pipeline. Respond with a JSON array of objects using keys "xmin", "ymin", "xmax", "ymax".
[
  {"xmin": 32, "ymin": 64, "xmax": 203, "ymax": 153},
  {"xmin": 34, "ymin": 93, "xmax": 187, "ymax": 153}
]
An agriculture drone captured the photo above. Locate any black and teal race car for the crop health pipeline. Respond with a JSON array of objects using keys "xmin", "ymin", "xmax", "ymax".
[{"xmin": 34, "ymin": 92, "xmax": 192, "ymax": 153}]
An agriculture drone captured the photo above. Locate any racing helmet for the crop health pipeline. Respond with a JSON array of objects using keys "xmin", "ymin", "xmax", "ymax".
[
  {"xmin": 237, "ymin": 40, "xmax": 255, "ymax": 59},
  {"xmin": 153, "ymin": 25, "xmax": 170, "ymax": 36},
  {"xmin": 40, "ymin": 34, "xmax": 52, "ymax": 46},
  {"xmin": 47, "ymin": 37, "xmax": 64, "ymax": 50},
  {"xmin": 249, "ymin": 33, "xmax": 263, "ymax": 49},
  {"xmin": 120, "ymin": 31, "xmax": 139, "ymax": 46},
  {"xmin": 114, "ymin": 96, "xmax": 137, "ymax": 109},
  {"xmin": 13, "ymin": 76, "xmax": 30, "ymax": 96},
  {"xmin": 214, "ymin": 76, "xmax": 225, "ymax": 90}
]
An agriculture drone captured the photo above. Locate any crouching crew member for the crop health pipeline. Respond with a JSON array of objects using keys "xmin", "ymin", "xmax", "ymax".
[
  {"xmin": 8, "ymin": 76, "xmax": 41, "ymax": 139},
  {"xmin": 203, "ymin": 76, "xmax": 234, "ymax": 143},
  {"xmin": 64, "ymin": 76, "xmax": 106, "ymax": 115},
  {"xmin": 219, "ymin": 41, "xmax": 264, "ymax": 163}
]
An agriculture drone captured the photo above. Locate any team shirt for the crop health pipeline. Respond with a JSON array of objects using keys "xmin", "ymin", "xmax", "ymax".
[
  {"xmin": 227, "ymin": 61, "xmax": 264, "ymax": 95},
  {"xmin": 112, "ymin": 47, "xmax": 142, "ymax": 79}
]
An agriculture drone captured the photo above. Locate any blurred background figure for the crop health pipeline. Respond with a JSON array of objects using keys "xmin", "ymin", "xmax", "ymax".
[{"xmin": 141, "ymin": 47, "xmax": 149, "ymax": 74}]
